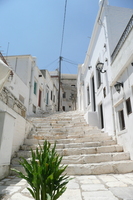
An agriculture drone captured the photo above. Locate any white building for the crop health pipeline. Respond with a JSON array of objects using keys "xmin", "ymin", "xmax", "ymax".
[
  {"xmin": 61, "ymin": 74, "xmax": 77, "ymax": 111},
  {"xmin": 0, "ymin": 54, "xmax": 60, "ymax": 179},
  {"xmin": 77, "ymin": 0, "xmax": 133, "ymax": 158},
  {"xmin": 0, "ymin": 54, "xmax": 34, "ymax": 179},
  {"xmin": 5, "ymin": 55, "xmax": 59, "ymax": 115}
]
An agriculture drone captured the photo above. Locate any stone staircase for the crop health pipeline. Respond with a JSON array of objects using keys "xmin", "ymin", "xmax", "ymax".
[{"xmin": 11, "ymin": 111, "xmax": 133, "ymax": 175}]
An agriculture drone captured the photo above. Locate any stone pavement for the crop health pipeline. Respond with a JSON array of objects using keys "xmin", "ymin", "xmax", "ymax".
[{"xmin": 1, "ymin": 173, "xmax": 133, "ymax": 200}]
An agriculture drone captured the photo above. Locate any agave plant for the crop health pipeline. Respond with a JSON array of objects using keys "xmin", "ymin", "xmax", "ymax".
[{"xmin": 12, "ymin": 140, "xmax": 70, "ymax": 200}]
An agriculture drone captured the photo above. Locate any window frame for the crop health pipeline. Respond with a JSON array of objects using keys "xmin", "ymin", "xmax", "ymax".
[
  {"xmin": 126, "ymin": 98, "xmax": 132, "ymax": 115},
  {"xmin": 118, "ymin": 109, "xmax": 125, "ymax": 131},
  {"xmin": 34, "ymin": 81, "xmax": 37, "ymax": 95},
  {"xmin": 87, "ymin": 86, "xmax": 90, "ymax": 105}
]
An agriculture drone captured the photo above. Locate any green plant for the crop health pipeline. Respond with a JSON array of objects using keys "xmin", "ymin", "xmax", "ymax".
[{"xmin": 12, "ymin": 141, "xmax": 70, "ymax": 200}]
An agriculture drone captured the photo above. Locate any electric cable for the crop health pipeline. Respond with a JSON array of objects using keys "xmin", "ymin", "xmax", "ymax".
[
  {"xmin": 60, "ymin": 0, "xmax": 67, "ymax": 57},
  {"xmin": 43, "ymin": 58, "xmax": 59, "ymax": 69}
]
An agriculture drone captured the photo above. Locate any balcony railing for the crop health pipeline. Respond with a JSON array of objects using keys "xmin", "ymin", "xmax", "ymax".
[
  {"xmin": 0, "ymin": 87, "xmax": 26, "ymax": 118},
  {"xmin": 111, "ymin": 15, "xmax": 133, "ymax": 62}
]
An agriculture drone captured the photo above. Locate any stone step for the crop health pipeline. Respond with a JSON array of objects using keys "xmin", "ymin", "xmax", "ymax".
[
  {"xmin": 31, "ymin": 129, "xmax": 102, "ymax": 138},
  {"xmin": 26, "ymin": 134, "xmax": 113, "ymax": 141},
  {"xmin": 35, "ymin": 127, "xmax": 99, "ymax": 133},
  {"xmin": 24, "ymin": 135, "xmax": 114, "ymax": 145},
  {"xmin": 11, "ymin": 152, "xmax": 130, "ymax": 165},
  {"xmin": 15, "ymin": 145, "xmax": 123, "ymax": 158},
  {"xmin": 11, "ymin": 110, "xmax": 132, "ymax": 176},
  {"xmin": 62, "ymin": 152, "xmax": 130, "ymax": 164},
  {"xmin": 35, "ymin": 124, "xmax": 96, "ymax": 130},
  {"xmin": 20, "ymin": 140, "xmax": 117, "ymax": 151},
  {"xmin": 10, "ymin": 160, "xmax": 133, "ymax": 176}
]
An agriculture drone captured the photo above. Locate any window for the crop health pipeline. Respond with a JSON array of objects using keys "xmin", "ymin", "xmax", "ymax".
[
  {"xmin": 46, "ymin": 91, "xmax": 49, "ymax": 105},
  {"xmin": 63, "ymin": 92, "xmax": 66, "ymax": 98},
  {"xmin": 99, "ymin": 104, "xmax": 104, "ymax": 129},
  {"xmin": 51, "ymin": 91, "xmax": 53, "ymax": 101},
  {"xmin": 34, "ymin": 81, "xmax": 37, "ymax": 95},
  {"xmin": 126, "ymin": 98, "xmax": 132, "ymax": 115},
  {"xmin": 19, "ymin": 94, "xmax": 24, "ymax": 104},
  {"xmin": 63, "ymin": 106, "xmax": 65, "ymax": 111},
  {"xmin": 38, "ymin": 90, "xmax": 42, "ymax": 107},
  {"xmin": 87, "ymin": 86, "xmax": 90, "ymax": 105},
  {"xmin": 71, "ymin": 85, "xmax": 75, "ymax": 87},
  {"xmin": 103, "ymin": 87, "xmax": 106, "ymax": 98},
  {"xmin": 96, "ymin": 66, "xmax": 101, "ymax": 89},
  {"xmin": 33, "ymin": 105, "xmax": 36, "ymax": 113},
  {"xmin": 118, "ymin": 110, "xmax": 125, "ymax": 130}
]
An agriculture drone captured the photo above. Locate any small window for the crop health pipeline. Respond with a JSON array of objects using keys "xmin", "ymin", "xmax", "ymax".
[
  {"xmin": 46, "ymin": 91, "xmax": 49, "ymax": 105},
  {"xmin": 96, "ymin": 66, "xmax": 102, "ymax": 89},
  {"xmin": 118, "ymin": 110, "xmax": 125, "ymax": 130},
  {"xmin": 51, "ymin": 91, "xmax": 53, "ymax": 101},
  {"xmin": 34, "ymin": 81, "xmax": 37, "ymax": 95},
  {"xmin": 71, "ymin": 85, "xmax": 75, "ymax": 87},
  {"xmin": 63, "ymin": 106, "xmax": 65, "ymax": 111},
  {"xmin": 87, "ymin": 86, "xmax": 90, "ymax": 105},
  {"xmin": 69, "ymin": 106, "xmax": 71, "ymax": 108},
  {"xmin": 126, "ymin": 98, "xmax": 132, "ymax": 115},
  {"xmin": 38, "ymin": 90, "xmax": 42, "ymax": 107},
  {"xmin": 103, "ymin": 87, "xmax": 106, "ymax": 98},
  {"xmin": 33, "ymin": 105, "xmax": 36, "ymax": 113},
  {"xmin": 63, "ymin": 92, "xmax": 66, "ymax": 98},
  {"xmin": 53, "ymin": 95, "xmax": 55, "ymax": 103}
]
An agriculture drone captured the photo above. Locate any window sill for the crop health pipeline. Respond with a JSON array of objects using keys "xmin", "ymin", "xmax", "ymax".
[
  {"xmin": 97, "ymin": 83, "xmax": 103, "ymax": 96},
  {"xmin": 117, "ymin": 129, "xmax": 127, "ymax": 136}
]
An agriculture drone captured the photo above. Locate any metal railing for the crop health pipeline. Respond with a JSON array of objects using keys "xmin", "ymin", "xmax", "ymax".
[{"xmin": 111, "ymin": 15, "xmax": 133, "ymax": 62}]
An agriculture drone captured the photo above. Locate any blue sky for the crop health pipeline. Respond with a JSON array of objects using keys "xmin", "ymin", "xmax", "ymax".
[{"xmin": 0, "ymin": 0, "xmax": 133, "ymax": 74}]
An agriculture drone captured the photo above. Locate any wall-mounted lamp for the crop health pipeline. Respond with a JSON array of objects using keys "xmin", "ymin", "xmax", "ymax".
[
  {"xmin": 96, "ymin": 62, "xmax": 106, "ymax": 73},
  {"xmin": 88, "ymin": 66, "xmax": 92, "ymax": 70},
  {"xmin": 114, "ymin": 82, "xmax": 123, "ymax": 93}
]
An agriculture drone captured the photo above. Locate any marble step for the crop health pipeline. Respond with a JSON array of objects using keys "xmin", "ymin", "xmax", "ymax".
[
  {"xmin": 35, "ymin": 124, "xmax": 96, "ymax": 131},
  {"xmin": 29, "ymin": 129, "xmax": 103, "ymax": 139},
  {"xmin": 62, "ymin": 152, "xmax": 130, "ymax": 164},
  {"xmin": 10, "ymin": 160, "xmax": 133, "ymax": 176},
  {"xmin": 14, "ymin": 145, "xmax": 123, "ymax": 158},
  {"xmin": 11, "ymin": 152, "xmax": 130, "ymax": 165},
  {"xmin": 21, "ymin": 140, "xmax": 117, "ymax": 151},
  {"xmin": 24, "ymin": 135, "xmax": 114, "ymax": 145},
  {"xmin": 35, "ymin": 127, "xmax": 100, "ymax": 134},
  {"xmin": 27, "ymin": 134, "xmax": 113, "ymax": 141}
]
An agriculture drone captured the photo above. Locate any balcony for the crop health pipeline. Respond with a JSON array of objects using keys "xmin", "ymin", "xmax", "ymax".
[{"xmin": 111, "ymin": 15, "xmax": 133, "ymax": 62}]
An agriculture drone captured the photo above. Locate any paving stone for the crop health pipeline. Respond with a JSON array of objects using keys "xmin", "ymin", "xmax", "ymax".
[
  {"xmin": 8, "ymin": 193, "xmax": 33, "ymax": 200},
  {"xmin": 67, "ymin": 180, "xmax": 79, "ymax": 189},
  {"xmin": 110, "ymin": 187, "xmax": 133, "ymax": 199},
  {"xmin": 98, "ymin": 175, "xmax": 118, "ymax": 182},
  {"xmin": 81, "ymin": 184, "xmax": 107, "ymax": 191},
  {"xmin": 82, "ymin": 191, "xmax": 118, "ymax": 200},
  {"xmin": 58, "ymin": 189, "xmax": 82, "ymax": 200},
  {"xmin": 105, "ymin": 181, "xmax": 127, "ymax": 187},
  {"xmin": 0, "ymin": 186, "xmax": 21, "ymax": 195}
]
